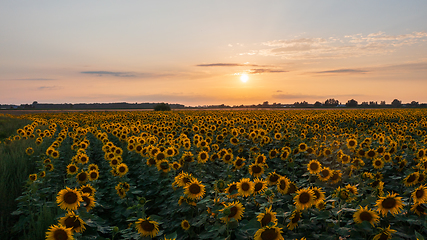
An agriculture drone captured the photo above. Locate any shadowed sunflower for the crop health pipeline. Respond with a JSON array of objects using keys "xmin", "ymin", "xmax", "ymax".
[
  {"xmin": 88, "ymin": 170, "xmax": 99, "ymax": 181},
  {"xmin": 257, "ymin": 206, "xmax": 277, "ymax": 227},
  {"xmin": 25, "ymin": 147, "xmax": 34, "ymax": 156},
  {"xmin": 156, "ymin": 159, "xmax": 170, "ymax": 173},
  {"xmin": 317, "ymin": 167, "xmax": 332, "ymax": 182},
  {"xmin": 56, "ymin": 187, "xmax": 83, "ymax": 211},
  {"xmin": 372, "ymin": 158, "xmax": 384, "ymax": 169},
  {"xmin": 412, "ymin": 184, "xmax": 427, "ymax": 204},
  {"xmin": 234, "ymin": 157, "xmax": 246, "ymax": 170},
  {"xmin": 254, "ymin": 225, "xmax": 284, "ymax": 240},
  {"xmin": 294, "ymin": 188, "xmax": 315, "ymax": 210},
  {"xmin": 135, "ymin": 217, "xmax": 160, "ymax": 238},
  {"xmin": 375, "ymin": 192, "xmax": 404, "ymax": 216},
  {"xmin": 173, "ymin": 172, "xmax": 193, "ymax": 187},
  {"xmin": 76, "ymin": 171, "xmax": 89, "ymax": 184},
  {"xmin": 249, "ymin": 163, "xmax": 265, "ymax": 178},
  {"xmin": 80, "ymin": 184, "xmax": 96, "ymax": 196},
  {"xmin": 266, "ymin": 171, "xmax": 281, "ymax": 186},
  {"xmin": 222, "ymin": 152, "xmax": 234, "ymax": 164},
  {"xmin": 269, "ymin": 149, "xmax": 279, "ymax": 159},
  {"xmin": 197, "ymin": 151, "xmax": 209, "ymax": 163},
  {"xmin": 373, "ymin": 225, "xmax": 396, "ymax": 240},
  {"xmin": 81, "ymin": 193, "xmax": 96, "ymax": 212},
  {"xmin": 276, "ymin": 176, "xmax": 290, "ymax": 195},
  {"xmin": 253, "ymin": 178, "xmax": 268, "ymax": 195},
  {"xmin": 237, "ymin": 178, "xmax": 254, "ymax": 197},
  {"xmin": 403, "ymin": 172, "xmax": 419, "ymax": 187},
  {"xmin": 310, "ymin": 186, "xmax": 325, "ymax": 203},
  {"xmin": 45, "ymin": 224, "xmax": 74, "ymax": 240},
  {"xmin": 116, "ymin": 163, "xmax": 129, "ymax": 177},
  {"xmin": 287, "ymin": 210, "xmax": 301, "ymax": 230},
  {"xmin": 225, "ymin": 182, "xmax": 239, "ymax": 198},
  {"xmin": 353, "ymin": 205, "xmax": 380, "ymax": 226},
  {"xmin": 59, "ymin": 211, "xmax": 86, "ymax": 233},
  {"xmin": 181, "ymin": 219, "xmax": 190, "ymax": 230},
  {"xmin": 184, "ymin": 178, "xmax": 205, "ymax": 200},
  {"xmin": 410, "ymin": 202, "xmax": 426, "ymax": 216},
  {"xmin": 329, "ymin": 170, "xmax": 342, "ymax": 184},
  {"xmin": 366, "ymin": 149, "xmax": 377, "ymax": 159},
  {"xmin": 29, "ymin": 174, "xmax": 37, "ymax": 181},
  {"xmin": 220, "ymin": 201, "xmax": 245, "ymax": 223}
]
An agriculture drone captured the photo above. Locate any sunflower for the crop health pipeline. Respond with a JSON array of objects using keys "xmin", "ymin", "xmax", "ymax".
[
  {"xmin": 46, "ymin": 164, "xmax": 54, "ymax": 172},
  {"xmin": 116, "ymin": 163, "xmax": 129, "ymax": 177},
  {"xmin": 257, "ymin": 206, "xmax": 277, "ymax": 227},
  {"xmin": 346, "ymin": 138, "xmax": 357, "ymax": 149},
  {"xmin": 373, "ymin": 225, "xmax": 396, "ymax": 240},
  {"xmin": 59, "ymin": 211, "xmax": 86, "ymax": 233},
  {"xmin": 81, "ymin": 193, "xmax": 96, "ymax": 212},
  {"xmin": 156, "ymin": 159, "xmax": 170, "ymax": 173},
  {"xmin": 222, "ymin": 152, "xmax": 234, "ymax": 164},
  {"xmin": 173, "ymin": 172, "xmax": 194, "ymax": 187},
  {"xmin": 253, "ymin": 178, "xmax": 268, "ymax": 195},
  {"xmin": 56, "ymin": 187, "xmax": 83, "ymax": 211},
  {"xmin": 80, "ymin": 184, "xmax": 96, "ymax": 196},
  {"xmin": 323, "ymin": 148, "xmax": 332, "ymax": 156},
  {"xmin": 276, "ymin": 176, "xmax": 290, "ymax": 195},
  {"xmin": 294, "ymin": 188, "xmax": 315, "ymax": 210},
  {"xmin": 412, "ymin": 184, "xmax": 427, "ymax": 204},
  {"xmin": 171, "ymin": 161, "xmax": 181, "ymax": 170},
  {"xmin": 197, "ymin": 151, "xmax": 209, "ymax": 164},
  {"xmin": 45, "ymin": 224, "xmax": 74, "ymax": 240},
  {"xmin": 25, "ymin": 147, "xmax": 34, "ymax": 156},
  {"xmin": 39, "ymin": 171, "xmax": 46, "ymax": 178},
  {"xmin": 287, "ymin": 210, "xmax": 301, "ymax": 230},
  {"xmin": 353, "ymin": 205, "xmax": 380, "ymax": 226},
  {"xmin": 372, "ymin": 158, "xmax": 385, "ymax": 169},
  {"xmin": 410, "ymin": 202, "xmax": 427, "ymax": 216},
  {"xmin": 76, "ymin": 171, "xmax": 89, "ymax": 185},
  {"xmin": 233, "ymin": 157, "xmax": 246, "ymax": 170},
  {"xmin": 220, "ymin": 201, "xmax": 245, "ymax": 223},
  {"xmin": 310, "ymin": 186, "xmax": 325, "ymax": 203},
  {"xmin": 403, "ymin": 172, "xmax": 419, "ymax": 187},
  {"xmin": 225, "ymin": 182, "xmax": 239, "ymax": 198},
  {"xmin": 88, "ymin": 164, "xmax": 99, "ymax": 172},
  {"xmin": 280, "ymin": 150, "xmax": 290, "ymax": 160},
  {"xmin": 340, "ymin": 154, "xmax": 351, "ymax": 164},
  {"xmin": 135, "ymin": 217, "xmax": 160, "ymax": 238},
  {"xmin": 51, "ymin": 150, "xmax": 60, "ymax": 159},
  {"xmin": 249, "ymin": 163, "xmax": 265, "ymax": 178},
  {"xmin": 375, "ymin": 192, "xmax": 404, "ymax": 216},
  {"xmin": 307, "ymin": 160, "xmax": 321, "ymax": 174},
  {"xmin": 329, "ymin": 170, "xmax": 342, "ymax": 184},
  {"xmin": 298, "ymin": 143, "xmax": 307, "ymax": 152},
  {"xmin": 29, "ymin": 173, "xmax": 37, "ymax": 181},
  {"xmin": 317, "ymin": 167, "xmax": 332, "ymax": 182},
  {"xmin": 181, "ymin": 220, "xmax": 190, "ymax": 230},
  {"xmin": 237, "ymin": 178, "xmax": 254, "ymax": 197},
  {"xmin": 383, "ymin": 152, "xmax": 392, "ymax": 163},
  {"xmin": 254, "ymin": 225, "xmax": 284, "ymax": 240},
  {"xmin": 184, "ymin": 178, "xmax": 206, "ymax": 200},
  {"xmin": 89, "ymin": 170, "xmax": 99, "ymax": 181},
  {"xmin": 316, "ymin": 200, "xmax": 326, "ymax": 210}
]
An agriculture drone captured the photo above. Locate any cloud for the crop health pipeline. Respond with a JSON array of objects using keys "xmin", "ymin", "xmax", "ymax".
[
  {"xmin": 248, "ymin": 69, "xmax": 287, "ymax": 74},
  {"xmin": 272, "ymin": 93, "xmax": 367, "ymax": 101},
  {"xmin": 11, "ymin": 78, "xmax": 56, "ymax": 81},
  {"xmin": 196, "ymin": 63, "xmax": 260, "ymax": 67},
  {"xmin": 81, "ymin": 71, "xmax": 136, "ymax": 77},
  {"xmin": 313, "ymin": 69, "xmax": 368, "ymax": 74},
  {"xmin": 38, "ymin": 86, "xmax": 60, "ymax": 90},
  {"xmin": 241, "ymin": 31, "xmax": 427, "ymax": 60}
]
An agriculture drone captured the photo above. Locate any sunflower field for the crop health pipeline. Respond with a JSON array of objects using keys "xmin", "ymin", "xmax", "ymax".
[{"xmin": 1, "ymin": 109, "xmax": 427, "ymax": 240}]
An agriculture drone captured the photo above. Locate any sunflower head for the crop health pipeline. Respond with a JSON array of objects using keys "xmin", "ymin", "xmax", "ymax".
[
  {"xmin": 256, "ymin": 206, "xmax": 277, "ymax": 227},
  {"xmin": 56, "ymin": 187, "xmax": 83, "ymax": 211},
  {"xmin": 181, "ymin": 220, "xmax": 190, "ymax": 230},
  {"xmin": 254, "ymin": 225, "xmax": 284, "ymax": 240},
  {"xmin": 353, "ymin": 205, "xmax": 380, "ymax": 226},
  {"xmin": 375, "ymin": 192, "xmax": 404, "ymax": 216},
  {"xmin": 135, "ymin": 217, "xmax": 160, "ymax": 238},
  {"xmin": 45, "ymin": 224, "xmax": 74, "ymax": 240},
  {"xmin": 220, "ymin": 201, "xmax": 245, "ymax": 223},
  {"xmin": 184, "ymin": 178, "xmax": 205, "ymax": 200},
  {"xmin": 294, "ymin": 188, "xmax": 315, "ymax": 210},
  {"xmin": 59, "ymin": 211, "xmax": 86, "ymax": 233}
]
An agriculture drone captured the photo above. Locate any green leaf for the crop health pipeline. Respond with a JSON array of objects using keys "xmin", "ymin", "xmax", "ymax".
[{"xmin": 415, "ymin": 230, "xmax": 425, "ymax": 240}]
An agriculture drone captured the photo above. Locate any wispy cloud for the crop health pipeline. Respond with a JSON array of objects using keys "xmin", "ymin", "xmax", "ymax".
[
  {"xmin": 312, "ymin": 68, "xmax": 368, "ymax": 74},
  {"xmin": 38, "ymin": 86, "xmax": 60, "ymax": 90},
  {"xmin": 81, "ymin": 71, "xmax": 136, "ymax": 77},
  {"xmin": 196, "ymin": 63, "xmax": 261, "ymax": 67},
  {"xmin": 248, "ymin": 69, "xmax": 287, "ymax": 74},
  {"xmin": 12, "ymin": 78, "xmax": 56, "ymax": 81},
  {"xmin": 241, "ymin": 31, "xmax": 427, "ymax": 60}
]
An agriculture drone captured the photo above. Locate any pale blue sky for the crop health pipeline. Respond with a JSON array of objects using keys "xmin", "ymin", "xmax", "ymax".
[{"xmin": 1, "ymin": 1, "xmax": 427, "ymax": 105}]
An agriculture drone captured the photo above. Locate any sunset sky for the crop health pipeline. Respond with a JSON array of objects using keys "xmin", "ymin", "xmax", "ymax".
[{"xmin": 1, "ymin": 1, "xmax": 427, "ymax": 106}]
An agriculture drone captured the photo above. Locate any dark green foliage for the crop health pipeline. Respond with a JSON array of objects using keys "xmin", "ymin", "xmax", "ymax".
[{"xmin": 154, "ymin": 103, "xmax": 171, "ymax": 111}]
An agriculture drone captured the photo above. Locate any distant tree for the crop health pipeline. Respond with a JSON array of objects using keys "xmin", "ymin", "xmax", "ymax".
[
  {"xmin": 361, "ymin": 102, "xmax": 369, "ymax": 107},
  {"xmin": 346, "ymin": 99, "xmax": 358, "ymax": 107},
  {"xmin": 391, "ymin": 99, "xmax": 402, "ymax": 107},
  {"xmin": 314, "ymin": 101, "xmax": 322, "ymax": 107},
  {"xmin": 369, "ymin": 101, "xmax": 378, "ymax": 106},
  {"xmin": 380, "ymin": 101, "xmax": 386, "ymax": 106},
  {"xmin": 154, "ymin": 103, "xmax": 171, "ymax": 111},
  {"xmin": 262, "ymin": 101, "xmax": 269, "ymax": 107},
  {"xmin": 324, "ymin": 98, "xmax": 339, "ymax": 107},
  {"xmin": 410, "ymin": 101, "xmax": 419, "ymax": 106}
]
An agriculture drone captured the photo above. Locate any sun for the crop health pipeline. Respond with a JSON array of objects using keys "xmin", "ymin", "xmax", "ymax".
[{"xmin": 240, "ymin": 74, "xmax": 249, "ymax": 83}]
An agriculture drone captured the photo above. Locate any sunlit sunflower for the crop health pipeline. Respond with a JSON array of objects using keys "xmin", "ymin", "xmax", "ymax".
[
  {"xmin": 375, "ymin": 192, "xmax": 404, "ymax": 216},
  {"xmin": 197, "ymin": 151, "xmax": 209, "ymax": 164},
  {"xmin": 254, "ymin": 225, "xmax": 284, "ymax": 240},
  {"xmin": 298, "ymin": 143, "xmax": 307, "ymax": 153},
  {"xmin": 222, "ymin": 152, "xmax": 234, "ymax": 164},
  {"xmin": 88, "ymin": 164, "xmax": 99, "ymax": 172},
  {"xmin": 171, "ymin": 161, "xmax": 181, "ymax": 170},
  {"xmin": 253, "ymin": 178, "xmax": 268, "ymax": 195},
  {"xmin": 249, "ymin": 163, "xmax": 265, "ymax": 178},
  {"xmin": 76, "ymin": 171, "xmax": 88, "ymax": 184},
  {"xmin": 317, "ymin": 167, "xmax": 332, "ymax": 182},
  {"xmin": 403, "ymin": 172, "xmax": 419, "ymax": 187},
  {"xmin": 307, "ymin": 160, "xmax": 321, "ymax": 174},
  {"xmin": 373, "ymin": 225, "xmax": 396, "ymax": 240},
  {"xmin": 257, "ymin": 206, "xmax": 277, "ymax": 227},
  {"xmin": 184, "ymin": 178, "xmax": 205, "ymax": 200},
  {"xmin": 135, "ymin": 217, "xmax": 160, "ymax": 238},
  {"xmin": 220, "ymin": 201, "xmax": 245, "ymax": 223},
  {"xmin": 80, "ymin": 184, "xmax": 96, "ymax": 196},
  {"xmin": 88, "ymin": 170, "xmax": 99, "ymax": 181},
  {"xmin": 56, "ymin": 187, "xmax": 83, "ymax": 211},
  {"xmin": 346, "ymin": 138, "xmax": 357, "ymax": 149},
  {"xmin": 294, "ymin": 188, "xmax": 315, "ymax": 210},
  {"xmin": 310, "ymin": 186, "xmax": 325, "ymax": 203},
  {"xmin": 412, "ymin": 184, "xmax": 427, "ymax": 204},
  {"xmin": 116, "ymin": 163, "xmax": 129, "ymax": 177},
  {"xmin": 372, "ymin": 158, "xmax": 385, "ymax": 169},
  {"xmin": 45, "ymin": 224, "xmax": 74, "ymax": 240},
  {"xmin": 353, "ymin": 205, "xmax": 380, "ymax": 226},
  {"xmin": 179, "ymin": 219, "xmax": 190, "ymax": 230},
  {"xmin": 410, "ymin": 202, "xmax": 427, "ymax": 216},
  {"xmin": 81, "ymin": 192, "xmax": 96, "ymax": 212},
  {"xmin": 276, "ymin": 176, "xmax": 290, "ymax": 195},
  {"xmin": 287, "ymin": 210, "xmax": 301, "ymax": 230},
  {"xmin": 59, "ymin": 211, "xmax": 86, "ymax": 233},
  {"xmin": 237, "ymin": 178, "xmax": 254, "ymax": 197}
]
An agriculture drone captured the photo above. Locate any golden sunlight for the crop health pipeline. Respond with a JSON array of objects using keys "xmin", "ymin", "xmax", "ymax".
[{"xmin": 240, "ymin": 74, "xmax": 249, "ymax": 83}]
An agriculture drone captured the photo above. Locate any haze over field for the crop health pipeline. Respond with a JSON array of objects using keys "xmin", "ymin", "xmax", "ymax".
[{"xmin": 1, "ymin": 1, "xmax": 427, "ymax": 106}]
